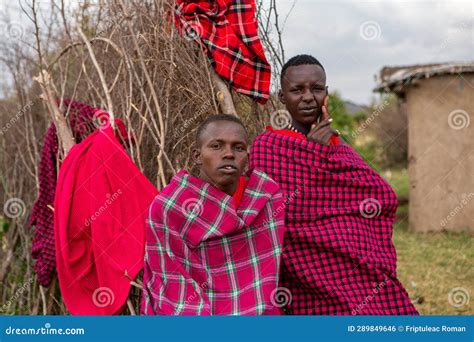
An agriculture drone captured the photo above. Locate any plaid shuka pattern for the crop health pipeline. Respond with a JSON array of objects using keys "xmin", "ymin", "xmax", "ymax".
[
  {"xmin": 249, "ymin": 132, "xmax": 419, "ymax": 315},
  {"xmin": 174, "ymin": 0, "xmax": 271, "ymax": 103},
  {"xmin": 141, "ymin": 169, "xmax": 285, "ymax": 315}
]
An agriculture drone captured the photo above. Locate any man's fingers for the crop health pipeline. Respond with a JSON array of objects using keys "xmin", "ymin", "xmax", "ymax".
[
  {"xmin": 311, "ymin": 119, "xmax": 332, "ymax": 132},
  {"xmin": 307, "ymin": 126, "xmax": 338, "ymax": 145},
  {"xmin": 321, "ymin": 95, "xmax": 330, "ymax": 122},
  {"xmin": 321, "ymin": 105, "xmax": 329, "ymax": 122}
]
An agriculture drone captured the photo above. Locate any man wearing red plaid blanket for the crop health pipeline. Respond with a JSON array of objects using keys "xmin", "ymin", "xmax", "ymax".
[
  {"xmin": 249, "ymin": 55, "xmax": 418, "ymax": 315},
  {"xmin": 142, "ymin": 114, "xmax": 285, "ymax": 315}
]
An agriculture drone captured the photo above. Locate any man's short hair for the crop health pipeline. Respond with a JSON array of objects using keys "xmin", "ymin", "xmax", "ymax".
[
  {"xmin": 195, "ymin": 114, "xmax": 248, "ymax": 145},
  {"xmin": 281, "ymin": 54, "xmax": 325, "ymax": 81}
]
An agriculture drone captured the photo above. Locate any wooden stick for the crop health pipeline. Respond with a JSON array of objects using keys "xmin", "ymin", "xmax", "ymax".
[
  {"xmin": 77, "ymin": 27, "xmax": 115, "ymax": 129},
  {"xmin": 210, "ymin": 70, "xmax": 237, "ymax": 116},
  {"xmin": 39, "ymin": 285, "xmax": 47, "ymax": 315},
  {"xmin": 127, "ymin": 298, "xmax": 136, "ymax": 315},
  {"xmin": 34, "ymin": 70, "xmax": 75, "ymax": 155}
]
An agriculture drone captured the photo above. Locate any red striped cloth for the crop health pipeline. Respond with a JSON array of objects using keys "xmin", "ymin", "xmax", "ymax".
[
  {"xmin": 249, "ymin": 131, "xmax": 418, "ymax": 315},
  {"xmin": 174, "ymin": 0, "xmax": 271, "ymax": 103}
]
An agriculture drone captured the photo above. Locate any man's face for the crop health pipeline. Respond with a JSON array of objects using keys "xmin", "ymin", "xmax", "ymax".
[
  {"xmin": 279, "ymin": 64, "xmax": 327, "ymax": 126},
  {"xmin": 193, "ymin": 120, "xmax": 248, "ymax": 194}
]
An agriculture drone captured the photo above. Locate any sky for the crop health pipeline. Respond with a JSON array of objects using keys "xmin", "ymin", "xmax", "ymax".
[
  {"xmin": 271, "ymin": 0, "xmax": 473, "ymax": 104},
  {"xmin": 0, "ymin": 0, "xmax": 472, "ymax": 104}
]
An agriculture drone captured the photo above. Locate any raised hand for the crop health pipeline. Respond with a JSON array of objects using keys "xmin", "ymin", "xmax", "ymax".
[{"xmin": 306, "ymin": 95, "xmax": 339, "ymax": 145}]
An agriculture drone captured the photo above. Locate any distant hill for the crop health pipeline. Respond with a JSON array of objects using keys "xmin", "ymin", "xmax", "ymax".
[{"xmin": 344, "ymin": 100, "xmax": 368, "ymax": 116}]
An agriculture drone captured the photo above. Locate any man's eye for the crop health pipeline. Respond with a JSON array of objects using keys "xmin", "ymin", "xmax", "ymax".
[
  {"xmin": 211, "ymin": 144, "xmax": 220, "ymax": 149},
  {"xmin": 291, "ymin": 89, "xmax": 301, "ymax": 93},
  {"xmin": 235, "ymin": 146, "xmax": 245, "ymax": 151}
]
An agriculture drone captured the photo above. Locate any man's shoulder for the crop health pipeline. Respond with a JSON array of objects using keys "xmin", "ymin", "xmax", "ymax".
[{"xmin": 250, "ymin": 130, "xmax": 273, "ymax": 147}]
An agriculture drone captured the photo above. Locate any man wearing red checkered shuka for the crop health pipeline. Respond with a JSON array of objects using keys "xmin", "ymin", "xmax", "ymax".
[
  {"xmin": 249, "ymin": 55, "xmax": 418, "ymax": 315},
  {"xmin": 142, "ymin": 114, "xmax": 286, "ymax": 315}
]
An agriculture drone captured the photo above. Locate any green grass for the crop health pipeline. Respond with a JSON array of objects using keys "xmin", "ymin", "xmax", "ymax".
[{"xmin": 384, "ymin": 168, "xmax": 473, "ymax": 315}]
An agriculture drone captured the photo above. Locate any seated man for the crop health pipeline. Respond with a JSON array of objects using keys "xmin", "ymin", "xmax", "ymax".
[{"xmin": 142, "ymin": 114, "xmax": 285, "ymax": 315}]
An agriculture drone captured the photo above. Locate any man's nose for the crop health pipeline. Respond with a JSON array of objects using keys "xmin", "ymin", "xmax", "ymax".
[
  {"xmin": 302, "ymin": 89, "xmax": 314, "ymax": 102},
  {"xmin": 222, "ymin": 145, "xmax": 235, "ymax": 159}
]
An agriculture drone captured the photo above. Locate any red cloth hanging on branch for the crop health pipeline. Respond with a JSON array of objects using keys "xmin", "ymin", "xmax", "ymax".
[
  {"xmin": 54, "ymin": 125, "xmax": 157, "ymax": 315},
  {"xmin": 174, "ymin": 0, "xmax": 271, "ymax": 103},
  {"xmin": 29, "ymin": 99, "xmax": 132, "ymax": 287}
]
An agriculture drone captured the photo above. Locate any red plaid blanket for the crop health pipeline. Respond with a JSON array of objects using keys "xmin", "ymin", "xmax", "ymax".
[
  {"xmin": 141, "ymin": 169, "xmax": 285, "ymax": 315},
  {"xmin": 249, "ymin": 132, "xmax": 419, "ymax": 315},
  {"xmin": 174, "ymin": 0, "xmax": 271, "ymax": 103}
]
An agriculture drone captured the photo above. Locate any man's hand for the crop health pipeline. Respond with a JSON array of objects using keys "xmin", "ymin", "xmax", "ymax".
[{"xmin": 306, "ymin": 95, "xmax": 339, "ymax": 145}]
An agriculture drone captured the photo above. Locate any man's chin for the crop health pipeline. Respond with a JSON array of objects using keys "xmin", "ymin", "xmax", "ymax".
[
  {"xmin": 212, "ymin": 172, "xmax": 241, "ymax": 185},
  {"xmin": 296, "ymin": 116, "xmax": 317, "ymax": 126},
  {"xmin": 302, "ymin": 112, "xmax": 323, "ymax": 124}
]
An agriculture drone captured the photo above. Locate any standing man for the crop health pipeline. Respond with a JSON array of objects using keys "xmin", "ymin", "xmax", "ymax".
[{"xmin": 249, "ymin": 55, "xmax": 418, "ymax": 315}]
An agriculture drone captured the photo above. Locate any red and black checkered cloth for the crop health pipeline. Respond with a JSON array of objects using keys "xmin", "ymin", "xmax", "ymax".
[
  {"xmin": 29, "ymin": 100, "xmax": 131, "ymax": 287},
  {"xmin": 249, "ymin": 131, "xmax": 419, "ymax": 315},
  {"xmin": 174, "ymin": 0, "xmax": 271, "ymax": 103}
]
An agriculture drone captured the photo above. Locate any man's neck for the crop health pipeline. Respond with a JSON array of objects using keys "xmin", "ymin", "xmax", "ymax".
[
  {"xmin": 292, "ymin": 120, "xmax": 311, "ymax": 136},
  {"xmin": 198, "ymin": 171, "xmax": 238, "ymax": 196}
]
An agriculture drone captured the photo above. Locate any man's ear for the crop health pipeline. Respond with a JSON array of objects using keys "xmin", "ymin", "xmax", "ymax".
[
  {"xmin": 278, "ymin": 89, "xmax": 285, "ymax": 104},
  {"xmin": 192, "ymin": 147, "xmax": 202, "ymax": 165}
]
